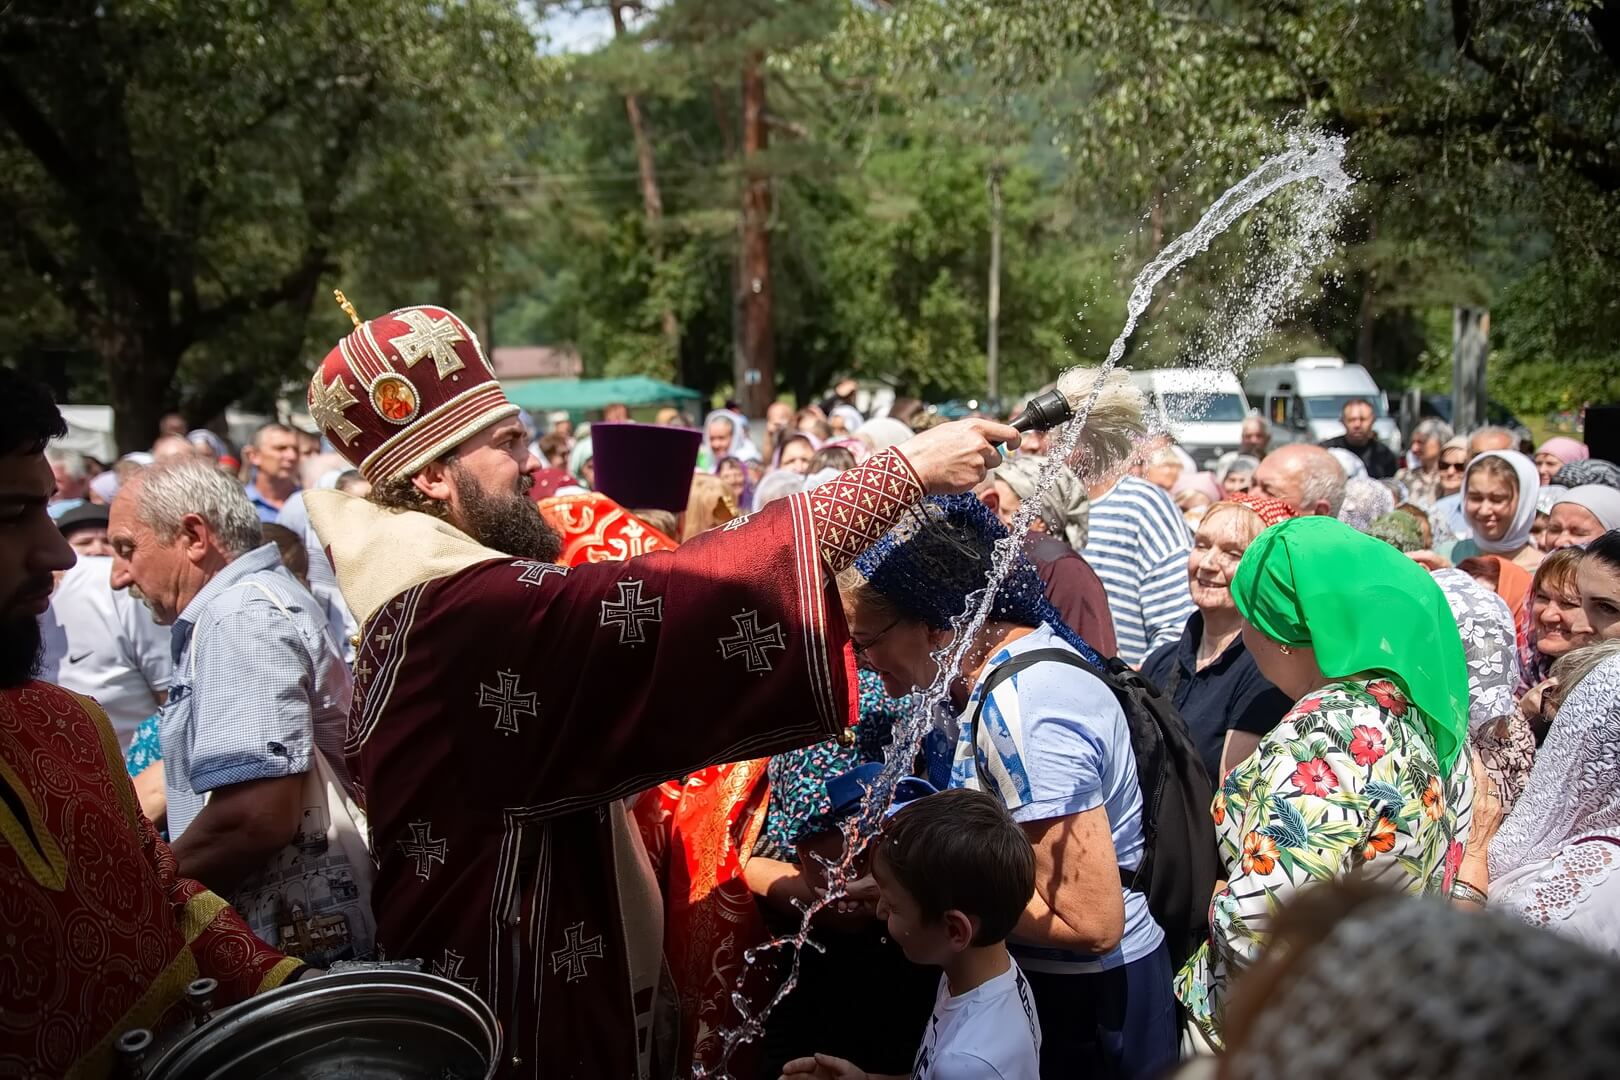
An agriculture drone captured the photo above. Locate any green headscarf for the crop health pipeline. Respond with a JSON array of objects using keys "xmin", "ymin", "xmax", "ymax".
[{"xmin": 1231, "ymin": 516, "xmax": 1469, "ymax": 774}]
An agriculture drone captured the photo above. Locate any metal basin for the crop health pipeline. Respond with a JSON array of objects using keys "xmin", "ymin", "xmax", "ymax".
[{"xmin": 144, "ymin": 970, "xmax": 500, "ymax": 1079}]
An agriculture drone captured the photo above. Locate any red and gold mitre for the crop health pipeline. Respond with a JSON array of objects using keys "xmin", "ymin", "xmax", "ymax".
[{"xmin": 308, "ymin": 292, "xmax": 519, "ymax": 483}]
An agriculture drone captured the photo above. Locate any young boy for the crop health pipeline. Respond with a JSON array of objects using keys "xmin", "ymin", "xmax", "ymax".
[{"xmin": 780, "ymin": 787, "xmax": 1041, "ymax": 1080}]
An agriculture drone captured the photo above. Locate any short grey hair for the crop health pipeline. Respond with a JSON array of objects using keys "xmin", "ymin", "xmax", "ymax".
[
  {"xmin": 1469, "ymin": 424, "xmax": 1515, "ymax": 447},
  {"xmin": 1301, "ymin": 447, "xmax": 1348, "ymax": 517},
  {"xmin": 133, "ymin": 460, "xmax": 263, "ymax": 557},
  {"xmin": 45, "ymin": 446, "xmax": 87, "ymax": 478},
  {"xmin": 1413, "ymin": 418, "xmax": 1453, "ymax": 444}
]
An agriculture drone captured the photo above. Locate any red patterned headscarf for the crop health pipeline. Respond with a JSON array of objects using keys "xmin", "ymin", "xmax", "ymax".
[{"xmin": 1221, "ymin": 490, "xmax": 1300, "ymax": 528}]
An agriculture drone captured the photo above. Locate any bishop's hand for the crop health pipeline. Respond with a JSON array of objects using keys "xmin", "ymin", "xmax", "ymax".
[{"xmin": 898, "ymin": 418, "xmax": 1020, "ymax": 495}]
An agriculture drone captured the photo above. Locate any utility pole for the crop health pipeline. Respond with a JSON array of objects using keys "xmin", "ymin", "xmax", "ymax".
[
  {"xmin": 736, "ymin": 51, "xmax": 774, "ymax": 420},
  {"xmin": 1452, "ymin": 306, "xmax": 1489, "ymax": 434},
  {"xmin": 986, "ymin": 163, "xmax": 1003, "ymax": 404}
]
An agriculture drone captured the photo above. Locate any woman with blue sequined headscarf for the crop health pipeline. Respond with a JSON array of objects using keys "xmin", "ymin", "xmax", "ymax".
[{"xmin": 837, "ymin": 494, "xmax": 1178, "ymax": 1080}]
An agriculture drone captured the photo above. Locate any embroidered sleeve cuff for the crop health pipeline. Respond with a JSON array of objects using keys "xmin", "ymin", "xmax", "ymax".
[{"xmin": 807, "ymin": 447, "xmax": 925, "ymax": 573}]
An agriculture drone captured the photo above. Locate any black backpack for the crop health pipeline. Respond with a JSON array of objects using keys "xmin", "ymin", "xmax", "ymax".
[{"xmin": 969, "ymin": 648, "xmax": 1220, "ymax": 970}]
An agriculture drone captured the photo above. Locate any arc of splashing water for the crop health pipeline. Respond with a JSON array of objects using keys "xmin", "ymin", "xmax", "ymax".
[{"xmin": 703, "ymin": 131, "xmax": 1353, "ymax": 1078}]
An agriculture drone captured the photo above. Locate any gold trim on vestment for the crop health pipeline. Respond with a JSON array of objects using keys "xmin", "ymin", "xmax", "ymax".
[
  {"xmin": 178, "ymin": 889, "xmax": 232, "ymax": 944},
  {"xmin": 68, "ymin": 941, "xmax": 200, "ymax": 1080},
  {"xmin": 258, "ymin": 956, "xmax": 303, "ymax": 993},
  {"xmin": 75, "ymin": 689, "xmax": 141, "ymax": 827},
  {"xmin": 0, "ymin": 754, "xmax": 68, "ymax": 890}
]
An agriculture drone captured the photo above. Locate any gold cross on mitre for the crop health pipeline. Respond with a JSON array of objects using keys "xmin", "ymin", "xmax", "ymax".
[{"xmin": 334, "ymin": 289, "xmax": 362, "ymax": 327}]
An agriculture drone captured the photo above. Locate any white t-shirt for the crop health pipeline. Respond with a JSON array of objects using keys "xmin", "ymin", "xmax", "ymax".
[
  {"xmin": 37, "ymin": 556, "xmax": 172, "ymax": 747},
  {"xmin": 913, "ymin": 962, "xmax": 1041, "ymax": 1080}
]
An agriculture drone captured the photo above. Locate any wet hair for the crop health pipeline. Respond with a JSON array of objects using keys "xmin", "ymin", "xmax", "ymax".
[
  {"xmin": 1587, "ymin": 530, "xmax": 1620, "ymax": 574},
  {"xmin": 2, "ymin": 369, "xmax": 67, "ymax": 456},
  {"xmin": 875, "ymin": 788, "xmax": 1035, "ymax": 946},
  {"xmin": 810, "ymin": 447, "xmax": 856, "ymax": 473}
]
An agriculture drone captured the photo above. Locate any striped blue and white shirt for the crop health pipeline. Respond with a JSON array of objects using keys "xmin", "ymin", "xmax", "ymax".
[
  {"xmin": 1081, "ymin": 476, "xmax": 1195, "ymax": 665},
  {"xmin": 951, "ymin": 624, "xmax": 1164, "ymax": 973}
]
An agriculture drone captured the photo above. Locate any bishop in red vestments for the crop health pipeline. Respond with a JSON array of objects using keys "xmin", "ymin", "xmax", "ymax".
[
  {"xmin": 302, "ymin": 295, "xmax": 1013, "ymax": 1078},
  {"xmin": 1, "ymin": 373, "xmax": 301, "ymax": 1079}
]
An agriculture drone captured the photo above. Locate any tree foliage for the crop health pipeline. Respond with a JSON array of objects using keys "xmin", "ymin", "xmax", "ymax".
[
  {"xmin": 5, "ymin": 0, "xmax": 1616, "ymax": 438},
  {"xmin": 0, "ymin": 0, "xmax": 549, "ymax": 449}
]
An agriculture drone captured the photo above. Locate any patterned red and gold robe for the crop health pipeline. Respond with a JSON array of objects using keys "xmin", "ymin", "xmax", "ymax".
[
  {"xmin": 307, "ymin": 448, "xmax": 925, "ymax": 1079},
  {"xmin": 1, "ymin": 681, "xmax": 300, "ymax": 1078}
]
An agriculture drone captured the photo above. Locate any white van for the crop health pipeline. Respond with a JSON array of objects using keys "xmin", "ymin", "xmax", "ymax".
[
  {"xmin": 1243, "ymin": 357, "xmax": 1400, "ymax": 450},
  {"xmin": 1127, "ymin": 368, "xmax": 1251, "ymax": 469}
]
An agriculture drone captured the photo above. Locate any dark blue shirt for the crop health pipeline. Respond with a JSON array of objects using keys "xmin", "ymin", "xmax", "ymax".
[{"xmin": 1141, "ymin": 611, "xmax": 1293, "ymax": 785}]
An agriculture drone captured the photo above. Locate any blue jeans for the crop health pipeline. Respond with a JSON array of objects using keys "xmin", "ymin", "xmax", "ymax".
[{"xmin": 1023, "ymin": 942, "xmax": 1179, "ymax": 1080}]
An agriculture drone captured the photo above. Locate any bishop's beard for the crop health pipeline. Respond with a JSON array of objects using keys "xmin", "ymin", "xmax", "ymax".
[
  {"xmin": 0, "ymin": 613, "xmax": 44, "ymax": 691},
  {"xmin": 452, "ymin": 463, "xmax": 564, "ymax": 564}
]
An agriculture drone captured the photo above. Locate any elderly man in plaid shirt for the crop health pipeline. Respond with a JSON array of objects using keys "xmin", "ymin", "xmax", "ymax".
[{"xmin": 109, "ymin": 459, "xmax": 368, "ymax": 965}]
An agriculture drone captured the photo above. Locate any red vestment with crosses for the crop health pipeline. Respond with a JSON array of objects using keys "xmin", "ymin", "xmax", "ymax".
[{"xmin": 306, "ymin": 299, "xmax": 930, "ymax": 1078}]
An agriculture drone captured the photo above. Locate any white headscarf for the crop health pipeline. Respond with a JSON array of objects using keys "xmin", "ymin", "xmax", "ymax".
[
  {"xmin": 1465, "ymin": 449, "xmax": 1540, "ymax": 555},
  {"xmin": 829, "ymin": 404, "xmax": 865, "ymax": 434},
  {"xmin": 993, "ymin": 454, "xmax": 1090, "ymax": 549},
  {"xmin": 751, "ymin": 468, "xmax": 805, "ymax": 513},
  {"xmin": 1490, "ymin": 652, "xmax": 1620, "ymax": 880},
  {"xmin": 1556, "ymin": 485, "xmax": 1620, "ymax": 532},
  {"xmin": 1431, "ymin": 569, "xmax": 1520, "ymax": 732},
  {"xmin": 703, "ymin": 409, "xmax": 761, "ymax": 465},
  {"xmin": 1326, "ymin": 447, "xmax": 1368, "ymax": 480},
  {"xmin": 858, "ymin": 416, "xmax": 912, "ymax": 452}
]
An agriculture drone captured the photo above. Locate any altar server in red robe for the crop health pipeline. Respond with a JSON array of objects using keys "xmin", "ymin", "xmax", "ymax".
[
  {"xmin": 302, "ymin": 292, "xmax": 1013, "ymax": 1078},
  {"xmin": 1, "ymin": 371, "xmax": 302, "ymax": 1078}
]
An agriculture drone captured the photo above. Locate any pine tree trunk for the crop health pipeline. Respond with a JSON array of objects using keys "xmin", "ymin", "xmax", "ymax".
[{"xmin": 610, "ymin": 4, "xmax": 679, "ymax": 357}]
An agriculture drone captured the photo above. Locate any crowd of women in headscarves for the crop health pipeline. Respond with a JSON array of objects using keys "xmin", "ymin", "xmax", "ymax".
[{"xmin": 525, "ymin": 385, "xmax": 1620, "ymax": 1079}]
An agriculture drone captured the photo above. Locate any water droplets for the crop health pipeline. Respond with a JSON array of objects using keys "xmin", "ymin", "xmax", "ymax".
[{"xmin": 704, "ymin": 128, "xmax": 1353, "ymax": 1078}]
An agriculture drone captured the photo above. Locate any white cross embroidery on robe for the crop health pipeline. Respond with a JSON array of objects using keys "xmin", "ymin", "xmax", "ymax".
[
  {"xmin": 718, "ymin": 609, "xmax": 787, "ymax": 674},
  {"xmin": 479, "ymin": 669, "xmax": 538, "ymax": 735},
  {"xmin": 432, "ymin": 949, "xmax": 480, "ymax": 993},
  {"xmin": 514, "ymin": 559, "xmax": 568, "ymax": 587},
  {"xmin": 400, "ymin": 821, "xmax": 447, "ymax": 881},
  {"xmin": 599, "ymin": 579, "xmax": 663, "ymax": 645},
  {"xmin": 550, "ymin": 921, "xmax": 605, "ymax": 983}
]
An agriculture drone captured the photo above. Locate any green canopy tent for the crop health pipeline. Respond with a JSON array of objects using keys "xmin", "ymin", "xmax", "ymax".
[{"xmin": 501, "ymin": 375, "xmax": 702, "ymax": 414}]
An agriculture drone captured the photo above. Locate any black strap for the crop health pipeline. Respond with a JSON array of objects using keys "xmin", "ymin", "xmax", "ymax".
[{"xmin": 968, "ymin": 648, "xmax": 1140, "ymax": 891}]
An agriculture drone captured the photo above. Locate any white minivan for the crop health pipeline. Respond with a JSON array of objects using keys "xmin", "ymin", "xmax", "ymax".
[
  {"xmin": 1127, "ymin": 367, "xmax": 1251, "ymax": 470},
  {"xmin": 1242, "ymin": 357, "xmax": 1401, "ymax": 451}
]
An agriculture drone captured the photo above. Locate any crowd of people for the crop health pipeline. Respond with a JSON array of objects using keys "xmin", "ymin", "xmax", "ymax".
[{"xmin": 7, "ymin": 321, "xmax": 1620, "ymax": 1080}]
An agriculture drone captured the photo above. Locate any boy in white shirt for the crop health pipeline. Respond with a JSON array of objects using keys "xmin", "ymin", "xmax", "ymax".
[{"xmin": 780, "ymin": 787, "xmax": 1041, "ymax": 1080}]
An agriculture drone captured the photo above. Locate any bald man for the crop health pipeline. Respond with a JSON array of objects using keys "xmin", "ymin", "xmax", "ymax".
[
  {"xmin": 1467, "ymin": 426, "xmax": 1515, "ymax": 457},
  {"xmin": 1252, "ymin": 443, "xmax": 1347, "ymax": 518}
]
